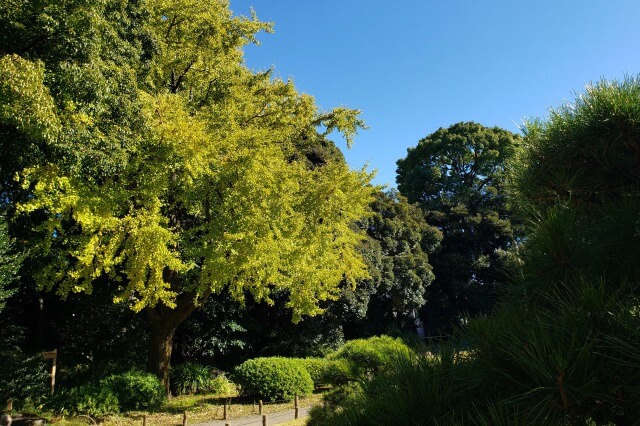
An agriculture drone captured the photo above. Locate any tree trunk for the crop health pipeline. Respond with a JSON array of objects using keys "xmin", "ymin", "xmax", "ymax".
[
  {"xmin": 147, "ymin": 317, "xmax": 177, "ymax": 398},
  {"xmin": 145, "ymin": 289, "xmax": 211, "ymax": 398}
]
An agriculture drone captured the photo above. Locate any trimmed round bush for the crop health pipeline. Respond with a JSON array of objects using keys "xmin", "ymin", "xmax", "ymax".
[
  {"xmin": 328, "ymin": 335, "xmax": 412, "ymax": 379},
  {"xmin": 232, "ymin": 357, "xmax": 314, "ymax": 401},
  {"xmin": 100, "ymin": 371, "xmax": 165, "ymax": 410},
  {"xmin": 171, "ymin": 363, "xmax": 232, "ymax": 395}
]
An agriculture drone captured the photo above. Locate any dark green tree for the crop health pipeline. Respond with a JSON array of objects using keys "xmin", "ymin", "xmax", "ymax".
[
  {"xmin": 354, "ymin": 190, "xmax": 440, "ymax": 335},
  {"xmin": 396, "ymin": 122, "xmax": 522, "ymax": 334},
  {"xmin": 513, "ymin": 78, "xmax": 640, "ymax": 294}
]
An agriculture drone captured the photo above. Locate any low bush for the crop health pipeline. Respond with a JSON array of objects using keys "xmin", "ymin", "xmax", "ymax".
[
  {"xmin": 296, "ymin": 358, "xmax": 352, "ymax": 387},
  {"xmin": 232, "ymin": 357, "xmax": 314, "ymax": 401},
  {"xmin": 0, "ymin": 353, "xmax": 50, "ymax": 409},
  {"xmin": 100, "ymin": 371, "xmax": 165, "ymax": 410},
  {"xmin": 328, "ymin": 335, "xmax": 412, "ymax": 379},
  {"xmin": 170, "ymin": 363, "xmax": 230, "ymax": 395},
  {"xmin": 65, "ymin": 383, "xmax": 120, "ymax": 417}
]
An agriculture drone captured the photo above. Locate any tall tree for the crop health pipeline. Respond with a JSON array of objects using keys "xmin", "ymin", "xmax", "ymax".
[
  {"xmin": 396, "ymin": 122, "xmax": 521, "ymax": 334},
  {"xmin": 2, "ymin": 0, "xmax": 375, "ymax": 394}
]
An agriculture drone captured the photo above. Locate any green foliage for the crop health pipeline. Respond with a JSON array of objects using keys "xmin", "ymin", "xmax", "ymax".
[
  {"xmin": 0, "ymin": 214, "xmax": 21, "ymax": 312},
  {"xmin": 514, "ymin": 77, "xmax": 640, "ymax": 294},
  {"xmin": 1, "ymin": 0, "xmax": 375, "ymax": 391},
  {"xmin": 355, "ymin": 190, "xmax": 441, "ymax": 334},
  {"xmin": 100, "ymin": 371, "xmax": 165, "ymax": 411},
  {"xmin": 328, "ymin": 336, "xmax": 412, "ymax": 379},
  {"xmin": 232, "ymin": 357, "xmax": 314, "ymax": 401},
  {"xmin": 170, "ymin": 363, "xmax": 230, "ymax": 396},
  {"xmin": 396, "ymin": 122, "xmax": 522, "ymax": 334},
  {"xmin": 65, "ymin": 383, "xmax": 120, "ymax": 418},
  {"xmin": 295, "ymin": 358, "xmax": 351, "ymax": 387},
  {"xmin": 0, "ymin": 353, "xmax": 49, "ymax": 408},
  {"xmin": 324, "ymin": 78, "xmax": 640, "ymax": 425}
]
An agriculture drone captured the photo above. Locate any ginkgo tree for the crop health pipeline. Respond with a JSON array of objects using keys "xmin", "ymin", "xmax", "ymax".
[{"xmin": 1, "ymin": 0, "xmax": 375, "ymax": 394}]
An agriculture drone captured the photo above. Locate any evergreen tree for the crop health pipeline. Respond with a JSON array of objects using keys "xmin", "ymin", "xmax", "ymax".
[{"xmin": 396, "ymin": 122, "xmax": 522, "ymax": 334}]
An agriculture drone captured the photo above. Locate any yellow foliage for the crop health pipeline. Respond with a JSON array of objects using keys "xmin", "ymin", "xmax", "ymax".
[{"xmin": 11, "ymin": 0, "xmax": 376, "ymax": 319}]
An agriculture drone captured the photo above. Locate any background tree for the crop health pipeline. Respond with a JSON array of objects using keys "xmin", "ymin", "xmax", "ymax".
[
  {"xmin": 349, "ymin": 190, "xmax": 440, "ymax": 336},
  {"xmin": 1, "ymin": 0, "xmax": 375, "ymax": 395},
  {"xmin": 396, "ymin": 122, "xmax": 521, "ymax": 335}
]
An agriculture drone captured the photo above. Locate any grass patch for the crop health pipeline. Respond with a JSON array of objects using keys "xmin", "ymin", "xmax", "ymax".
[{"xmin": 49, "ymin": 391, "xmax": 324, "ymax": 426}]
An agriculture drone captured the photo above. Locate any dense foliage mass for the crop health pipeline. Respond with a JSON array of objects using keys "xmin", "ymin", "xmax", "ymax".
[
  {"xmin": 232, "ymin": 357, "xmax": 314, "ymax": 401},
  {"xmin": 0, "ymin": 0, "xmax": 375, "ymax": 394},
  {"xmin": 313, "ymin": 78, "xmax": 640, "ymax": 425},
  {"xmin": 397, "ymin": 122, "xmax": 522, "ymax": 334}
]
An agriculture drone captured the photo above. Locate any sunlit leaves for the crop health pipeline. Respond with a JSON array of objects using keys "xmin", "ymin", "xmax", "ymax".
[
  {"xmin": 0, "ymin": 55, "xmax": 60, "ymax": 143},
  {"xmin": 6, "ymin": 0, "xmax": 375, "ymax": 319}
]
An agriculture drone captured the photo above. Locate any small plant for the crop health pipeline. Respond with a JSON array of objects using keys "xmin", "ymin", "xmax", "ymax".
[
  {"xmin": 232, "ymin": 357, "xmax": 314, "ymax": 401},
  {"xmin": 171, "ymin": 363, "xmax": 231, "ymax": 395},
  {"xmin": 100, "ymin": 371, "xmax": 165, "ymax": 410}
]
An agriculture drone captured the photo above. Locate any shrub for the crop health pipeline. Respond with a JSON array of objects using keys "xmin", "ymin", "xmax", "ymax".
[
  {"xmin": 170, "ymin": 363, "xmax": 230, "ymax": 395},
  {"xmin": 296, "ymin": 358, "xmax": 351, "ymax": 387},
  {"xmin": 100, "ymin": 371, "xmax": 165, "ymax": 410},
  {"xmin": 0, "ymin": 353, "xmax": 50, "ymax": 409},
  {"xmin": 66, "ymin": 383, "xmax": 120, "ymax": 417},
  {"xmin": 328, "ymin": 335, "xmax": 412, "ymax": 379},
  {"xmin": 232, "ymin": 357, "xmax": 314, "ymax": 401}
]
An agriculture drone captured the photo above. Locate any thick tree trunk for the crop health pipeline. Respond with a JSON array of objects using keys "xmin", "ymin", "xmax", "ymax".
[
  {"xmin": 145, "ymin": 289, "xmax": 211, "ymax": 398},
  {"xmin": 147, "ymin": 318, "xmax": 177, "ymax": 398}
]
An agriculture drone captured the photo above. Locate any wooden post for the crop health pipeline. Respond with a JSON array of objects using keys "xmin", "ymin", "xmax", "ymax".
[
  {"xmin": 142, "ymin": 415, "xmax": 146, "ymax": 426},
  {"xmin": 182, "ymin": 411, "xmax": 187, "ymax": 426},
  {"xmin": 294, "ymin": 395, "xmax": 299, "ymax": 419},
  {"xmin": 262, "ymin": 414, "xmax": 268, "ymax": 426},
  {"xmin": 223, "ymin": 402, "xmax": 228, "ymax": 420},
  {"xmin": 5, "ymin": 399, "xmax": 12, "ymax": 412},
  {"xmin": 258, "ymin": 400, "xmax": 263, "ymax": 415},
  {"xmin": 41, "ymin": 349, "xmax": 57, "ymax": 395}
]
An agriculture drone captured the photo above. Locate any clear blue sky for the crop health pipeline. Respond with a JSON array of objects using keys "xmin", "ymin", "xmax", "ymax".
[{"xmin": 229, "ymin": 1, "xmax": 640, "ymax": 188}]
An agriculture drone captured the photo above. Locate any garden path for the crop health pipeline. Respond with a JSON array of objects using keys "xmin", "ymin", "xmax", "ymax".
[{"xmin": 193, "ymin": 406, "xmax": 311, "ymax": 426}]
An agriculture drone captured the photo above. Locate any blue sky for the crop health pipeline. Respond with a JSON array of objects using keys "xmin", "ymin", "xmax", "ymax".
[{"xmin": 230, "ymin": 1, "xmax": 640, "ymax": 188}]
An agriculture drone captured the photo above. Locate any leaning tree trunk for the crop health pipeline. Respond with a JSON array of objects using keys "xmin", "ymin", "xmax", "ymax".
[{"xmin": 145, "ymin": 290, "xmax": 209, "ymax": 398}]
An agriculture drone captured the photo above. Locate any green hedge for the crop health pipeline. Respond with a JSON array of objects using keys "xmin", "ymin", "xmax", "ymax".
[{"xmin": 232, "ymin": 357, "xmax": 313, "ymax": 401}]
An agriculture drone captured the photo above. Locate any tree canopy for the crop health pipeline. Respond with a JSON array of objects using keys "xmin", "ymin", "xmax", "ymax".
[
  {"xmin": 396, "ymin": 122, "xmax": 522, "ymax": 334},
  {"xmin": 1, "ymin": 0, "xmax": 375, "ymax": 393}
]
